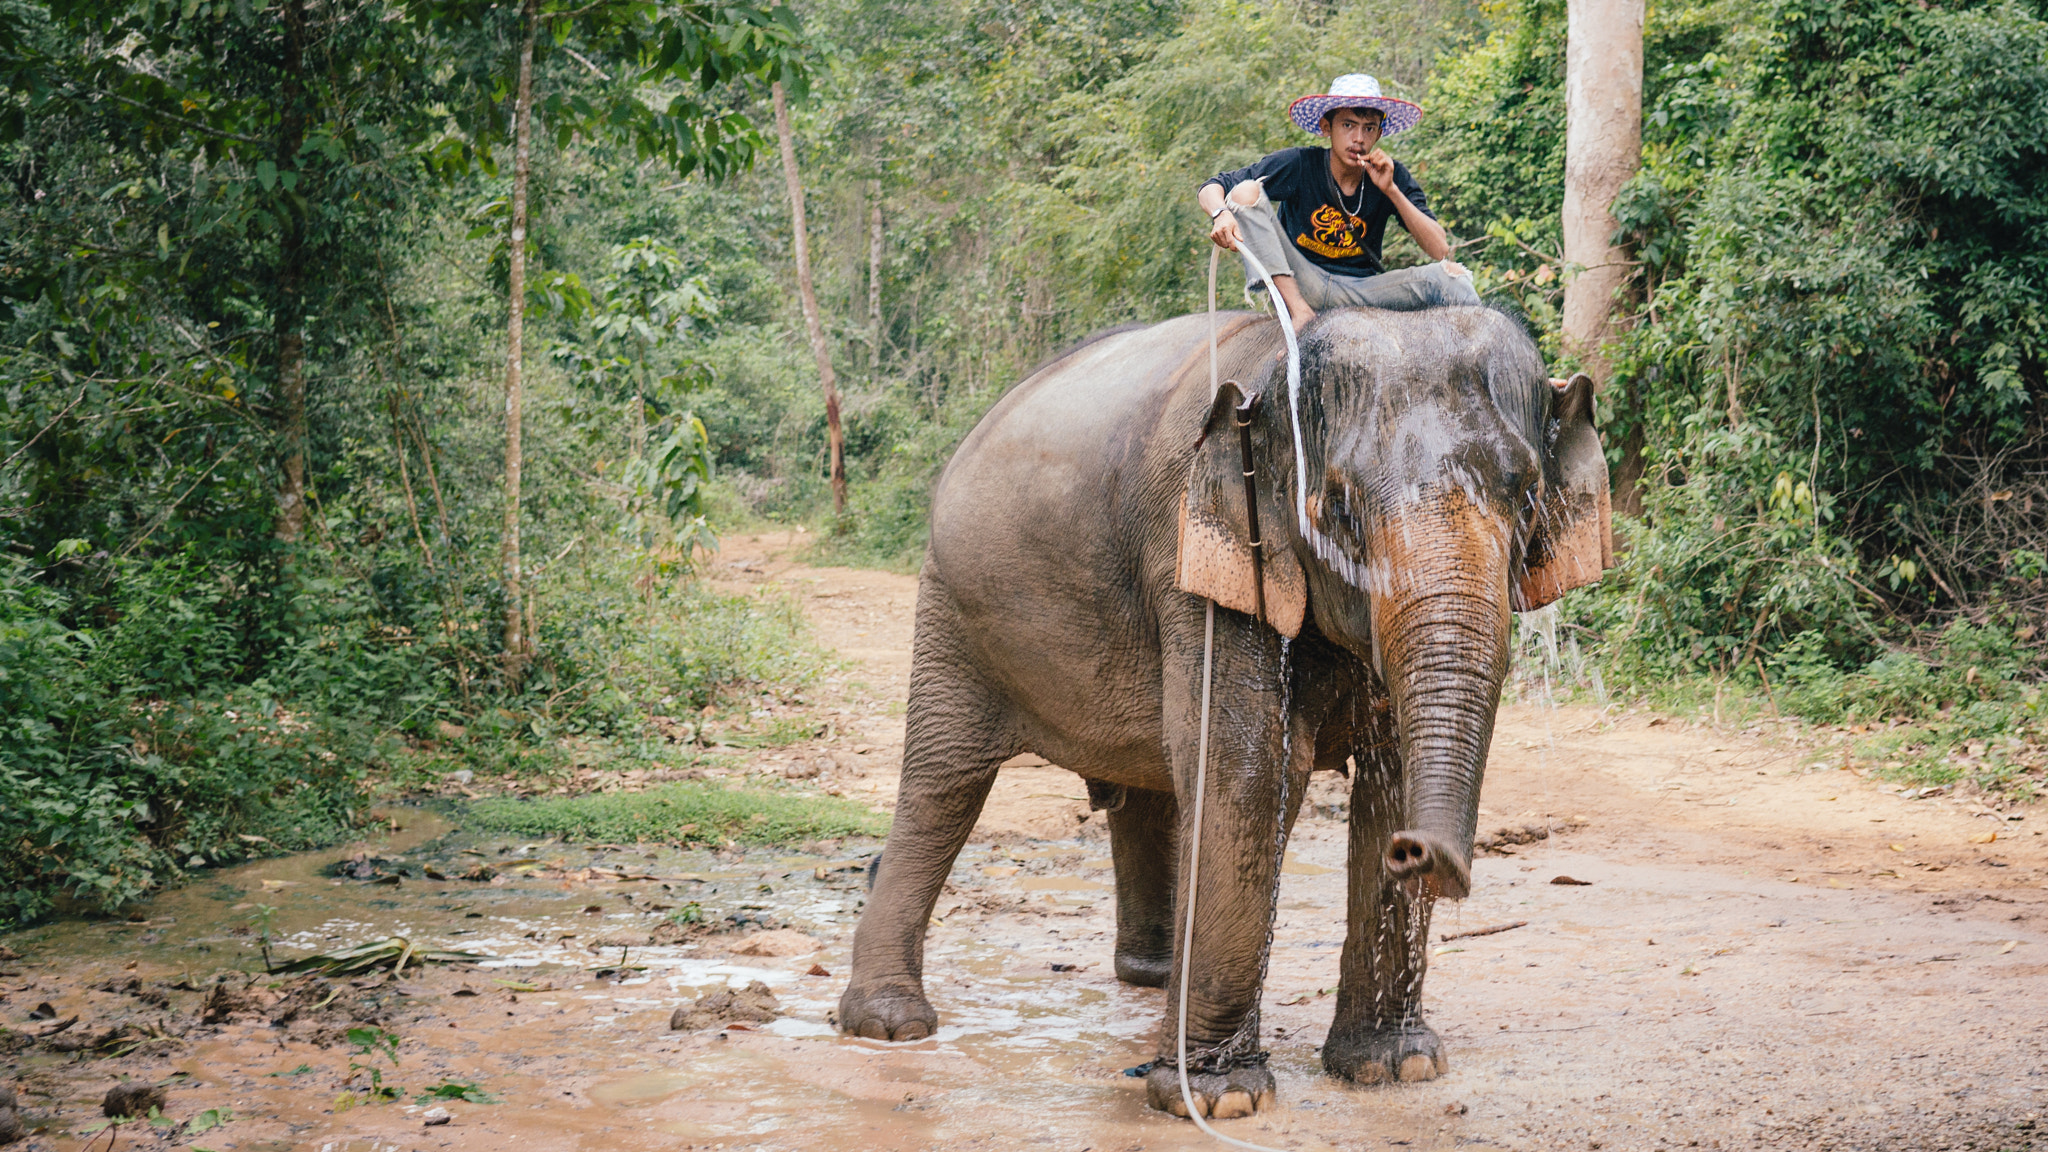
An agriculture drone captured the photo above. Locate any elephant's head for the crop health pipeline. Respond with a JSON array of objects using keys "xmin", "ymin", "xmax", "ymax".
[{"xmin": 1178, "ymin": 307, "xmax": 1611, "ymax": 898}]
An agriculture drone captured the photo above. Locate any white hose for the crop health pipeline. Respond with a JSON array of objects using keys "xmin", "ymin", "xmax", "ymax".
[
  {"xmin": 1208, "ymin": 239, "xmax": 1308, "ymax": 538},
  {"xmin": 1175, "ymin": 248, "xmax": 1296, "ymax": 1152}
]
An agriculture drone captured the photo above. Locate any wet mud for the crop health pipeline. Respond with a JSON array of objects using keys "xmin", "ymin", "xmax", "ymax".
[{"xmin": 2, "ymin": 532, "xmax": 2044, "ymax": 1151}]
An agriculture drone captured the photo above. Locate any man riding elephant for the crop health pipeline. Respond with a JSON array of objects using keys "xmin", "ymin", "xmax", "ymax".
[
  {"xmin": 835, "ymin": 68, "xmax": 1611, "ymax": 1126},
  {"xmin": 1197, "ymin": 73, "xmax": 1481, "ymax": 328}
]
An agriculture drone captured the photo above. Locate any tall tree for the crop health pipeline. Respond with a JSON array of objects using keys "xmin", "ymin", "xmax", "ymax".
[
  {"xmin": 772, "ymin": 79, "xmax": 845, "ymax": 514},
  {"xmin": 499, "ymin": 0, "xmax": 539, "ymax": 672},
  {"xmin": 411, "ymin": 0, "xmax": 809, "ymax": 680},
  {"xmin": 867, "ymin": 177, "xmax": 883, "ymax": 365},
  {"xmin": 1562, "ymin": 0, "xmax": 1644, "ymax": 507}
]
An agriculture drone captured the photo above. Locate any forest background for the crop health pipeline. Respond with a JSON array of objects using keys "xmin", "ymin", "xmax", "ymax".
[{"xmin": 3, "ymin": 0, "xmax": 2048, "ymax": 921}]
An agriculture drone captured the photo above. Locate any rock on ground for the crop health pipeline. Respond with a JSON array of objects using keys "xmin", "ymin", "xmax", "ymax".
[
  {"xmin": 727, "ymin": 929, "xmax": 818, "ymax": 957},
  {"xmin": 669, "ymin": 981, "xmax": 781, "ymax": 1031},
  {"xmin": 102, "ymin": 1082, "xmax": 165, "ymax": 1118}
]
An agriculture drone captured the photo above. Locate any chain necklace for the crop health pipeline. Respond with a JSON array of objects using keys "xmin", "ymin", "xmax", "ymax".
[{"xmin": 1327, "ymin": 154, "xmax": 1366, "ymax": 219}]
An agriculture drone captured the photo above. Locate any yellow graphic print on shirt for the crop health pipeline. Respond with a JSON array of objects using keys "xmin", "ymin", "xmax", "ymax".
[{"xmin": 1295, "ymin": 202, "xmax": 1366, "ymax": 260}]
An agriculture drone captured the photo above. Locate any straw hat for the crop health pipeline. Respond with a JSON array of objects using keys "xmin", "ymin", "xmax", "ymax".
[{"xmin": 1288, "ymin": 74, "xmax": 1422, "ymax": 136}]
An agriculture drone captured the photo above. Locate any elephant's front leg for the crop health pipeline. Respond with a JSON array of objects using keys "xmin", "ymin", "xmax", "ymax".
[
  {"xmin": 1323, "ymin": 715, "xmax": 1448, "ymax": 1084},
  {"xmin": 1143, "ymin": 606, "xmax": 1306, "ymax": 1119}
]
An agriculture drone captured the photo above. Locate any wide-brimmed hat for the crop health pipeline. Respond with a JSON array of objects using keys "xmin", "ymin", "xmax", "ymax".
[{"xmin": 1288, "ymin": 74, "xmax": 1421, "ymax": 136}]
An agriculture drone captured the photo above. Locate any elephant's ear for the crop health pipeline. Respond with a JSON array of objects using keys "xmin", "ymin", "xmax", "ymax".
[
  {"xmin": 1514, "ymin": 372, "xmax": 1614, "ymax": 612},
  {"xmin": 1176, "ymin": 383, "xmax": 1307, "ymax": 637}
]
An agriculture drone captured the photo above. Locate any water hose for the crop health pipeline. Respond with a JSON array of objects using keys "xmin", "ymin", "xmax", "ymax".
[{"xmin": 1174, "ymin": 243, "xmax": 1300, "ymax": 1152}]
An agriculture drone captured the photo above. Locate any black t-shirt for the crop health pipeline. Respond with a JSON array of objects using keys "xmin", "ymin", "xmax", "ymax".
[{"xmin": 1201, "ymin": 146, "xmax": 1435, "ymax": 276}]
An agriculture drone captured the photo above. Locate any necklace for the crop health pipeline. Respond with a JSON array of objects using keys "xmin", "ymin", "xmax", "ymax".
[{"xmin": 1328, "ymin": 157, "xmax": 1366, "ymax": 218}]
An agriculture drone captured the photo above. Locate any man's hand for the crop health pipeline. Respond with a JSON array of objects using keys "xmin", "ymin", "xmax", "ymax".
[
  {"xmin": 1362, "ymin": 149, "xmax": 1398, "ymax": 195},
  {"xmin": 1209, "ymin": 208, "xmax": 1243, "ymax": 251}
]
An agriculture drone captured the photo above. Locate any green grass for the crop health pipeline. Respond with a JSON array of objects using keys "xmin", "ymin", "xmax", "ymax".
[{"xmin": 463, "ymin": 781, "xmax": 888, "ymax": 845}]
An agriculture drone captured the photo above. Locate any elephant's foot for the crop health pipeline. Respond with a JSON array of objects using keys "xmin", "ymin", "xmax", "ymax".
[
  {"xmin": 837, "ymin": 978, "xmax": 937, "ymax": 1041},
  {"xmin": 1113, "ymin": 949, "xmax": 1171, "ymax": 987},
  {"xmin": 1322, "ymin": 1022, "xmax": 1449, "ymax": 1085},
  {"xmin": 1144, "ymin": 1063, "xmax": 1277, "ymax": 1119}
]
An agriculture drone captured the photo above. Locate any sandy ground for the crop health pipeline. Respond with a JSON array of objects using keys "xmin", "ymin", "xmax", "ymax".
[{"xmin": 3, "ymin": 531, "xmax": 2045, "ymax": 1152}]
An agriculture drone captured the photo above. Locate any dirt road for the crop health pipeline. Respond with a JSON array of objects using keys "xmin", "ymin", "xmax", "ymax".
[{"xmin": 3, "ymin": 532, "xmax": 2044, "ymax": 1152}]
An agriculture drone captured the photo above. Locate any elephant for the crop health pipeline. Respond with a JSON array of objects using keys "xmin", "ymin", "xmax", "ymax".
[{"xmin": 836, "ymin": 303, "xmax": 1611, "ymax": 1119}]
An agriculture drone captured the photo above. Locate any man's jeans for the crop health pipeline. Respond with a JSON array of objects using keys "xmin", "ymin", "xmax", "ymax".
[{"xmin": 1229, "ymin": 182, "xmax": 1482, "ymax": 311}]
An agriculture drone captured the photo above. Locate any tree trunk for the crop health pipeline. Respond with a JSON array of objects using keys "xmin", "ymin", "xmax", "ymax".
[
  {"xmin": 773, "ymin": 81, "xmax": 846, "ymax": 515},
  {"xmin": 501, "ymin": 0, "xmax": 538, "ymax": 680},
  {"xmin": 1563, "ymin": 0, "xmax": 1644, "ymax": 514},
  {"xmin": 868, "ymin": 178, "xmax": 884, "ymax": 366},
  {"xmin": 273, "ymin": 0, "xmax": 309, "ymax": 541}
]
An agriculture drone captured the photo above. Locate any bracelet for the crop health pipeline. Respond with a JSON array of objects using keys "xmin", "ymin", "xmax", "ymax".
[{"xmin": 1209, "ymin": 204, "xmax": 1234, "ymax": 222}]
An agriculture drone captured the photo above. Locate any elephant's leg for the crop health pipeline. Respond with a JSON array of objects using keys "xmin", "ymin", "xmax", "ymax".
[
  {"xmin": 1323, "ymin": 700, "xmax": 1447, "ymax": 1084},
  {"xmin": 1142, "ymin": 606, "xmax": 1310, "ymax": 1119},
  {"xmin": 839, "ymin": 582, "xmax": 1012, "ymax": 1042},
  {"xmin": 1106, "ymin": 786, "xmax": 1176, "ymax": 987}
]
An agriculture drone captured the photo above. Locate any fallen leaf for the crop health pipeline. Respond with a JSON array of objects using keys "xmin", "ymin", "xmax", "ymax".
[
  {"xmin": 1970, "ymin": 832, "xmax": 1998, "ymax": 844},
  {"xmin": 1828, "ymin": 879, "xmax": 1851, "ymax": 889},
  {"xmin": 2000, "ymin": 940, "xmax": 2018, "ymax": 954},
  {"xmin": 1549, "ymin": 876, "xmax": 1593, "ymax": 886},
  {"xmin": 1432, "ymin": 946, "xmax": 1466, "ymax": 956},
  {"xmin": 805, "ymin": 964, "xmax": 831, "ymax": 977},
  {"xmin": 1889, "ymin": 844, "xmax": 1906, "ymax": 853},
  {"xmin": 260, "ymin": 879, "xmax": 299, "ymax": 890},
  {"xmin": 1278, "ymin": 993, "xmax": 1311, "ymax": 1006}
]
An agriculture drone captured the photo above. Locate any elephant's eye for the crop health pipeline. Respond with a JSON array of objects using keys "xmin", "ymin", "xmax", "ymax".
[{"xmin": 1320, "ymin": 482, "xmax": 1365, "ymax": 543}]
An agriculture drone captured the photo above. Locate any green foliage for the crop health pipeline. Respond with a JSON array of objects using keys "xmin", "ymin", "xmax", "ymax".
[
  {"xmin": 0, "ymin": 555, "xmax": 374, "ymax": 924},
  {"xmin": 653, "ymin": 588, "xmax": 822, "ymax": 711},
  {"xmin": 341, "ymin": 1025, "xmax": 404, "ymax": 1106},
  {"xmin": 465, "ymin": 779, "xmax": 888, "ymax": 844},
  {"xmin": 415, "ymin": 1082, "xmax": 497, "ymax": 1105},
  {"xmin": 0, "ymin": 0, "xmax": 821, "ymax": 923},
  {"xmin": 1577, "ymin": 417, "xmax": 1872, "ymax": 682},
  {"xmin": 186, "ymin": 1107, "xmax": 235, "ymax": 1137}
]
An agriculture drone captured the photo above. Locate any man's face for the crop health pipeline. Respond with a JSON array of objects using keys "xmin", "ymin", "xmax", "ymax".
[{"xmin": 1324, "ymin": 107, "xmax": 1385, "ymax": 167}]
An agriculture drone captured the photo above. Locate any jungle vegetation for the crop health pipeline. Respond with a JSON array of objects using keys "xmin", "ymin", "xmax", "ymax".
[{"xmin": 3, "ymin": 0, "xmax": 2046, "ymax": 919}]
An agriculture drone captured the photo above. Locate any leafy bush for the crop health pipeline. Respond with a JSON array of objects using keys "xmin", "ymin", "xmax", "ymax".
[
  {"xmin": 1772, "ymin": 621, "xmax": 2042, "ymax": 734},
  {"xmin": 0, "ymin": 556, "xmax": 375, "ymax": 924}
]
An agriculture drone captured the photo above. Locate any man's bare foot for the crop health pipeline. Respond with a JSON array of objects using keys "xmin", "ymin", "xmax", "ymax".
[{"xmin": 1272, "ymin": 275, "xmax": 1315, "ymax": 331}]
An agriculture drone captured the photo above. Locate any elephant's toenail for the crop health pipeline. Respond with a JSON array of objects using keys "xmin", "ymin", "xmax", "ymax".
[
  {"xmin": 857, "ymin": 1019, "xmax": 889, "ymax": 1040},
  {"xmin": 1254, "ymin": 1088, "xmax": 1276, "ymax": 1111},
  {"xmin": 1353, "ymin": 1062, "xmax": 1390, "ymax": 1085},
  {"xmin": 1210, "ymin": 1090, "xmax": 1255, "ymax": 1119},
  {"xmin": 1165, "ymin": 1097, "xmax": 1190, "ymax": 1118},
  {"xmin": 1398, "ymin": 1053, "xmax": 1439, "ymax": 1082},
  {"xmin": 894, "ymin": 1022, "xmax": 930, "ymax": 1041}
]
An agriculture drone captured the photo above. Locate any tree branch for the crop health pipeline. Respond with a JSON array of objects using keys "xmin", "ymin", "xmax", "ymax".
[
  {"xmin": 561, "ymin": 46, "xmax": 612, "ymax": 80},
  {"xmin": 104, "ymin": 92, "xmax": 269, "ymax": 147}
]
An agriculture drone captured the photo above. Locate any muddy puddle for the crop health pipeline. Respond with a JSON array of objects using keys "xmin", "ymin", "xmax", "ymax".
[{"xmin": 5, "ymin": 798, "xmax": 2045, "ymax": 1152}]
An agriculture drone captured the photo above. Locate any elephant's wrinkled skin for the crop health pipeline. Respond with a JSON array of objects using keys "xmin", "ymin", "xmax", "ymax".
[{"xmin": 837, "ymin": 306, "xmax": 1609, "ymax": 1118}]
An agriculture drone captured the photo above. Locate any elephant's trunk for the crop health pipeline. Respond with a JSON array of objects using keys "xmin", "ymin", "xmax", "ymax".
[{"xmin": 1366, "ymin": 487, "xmax": 1512, "ymax": 900}]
